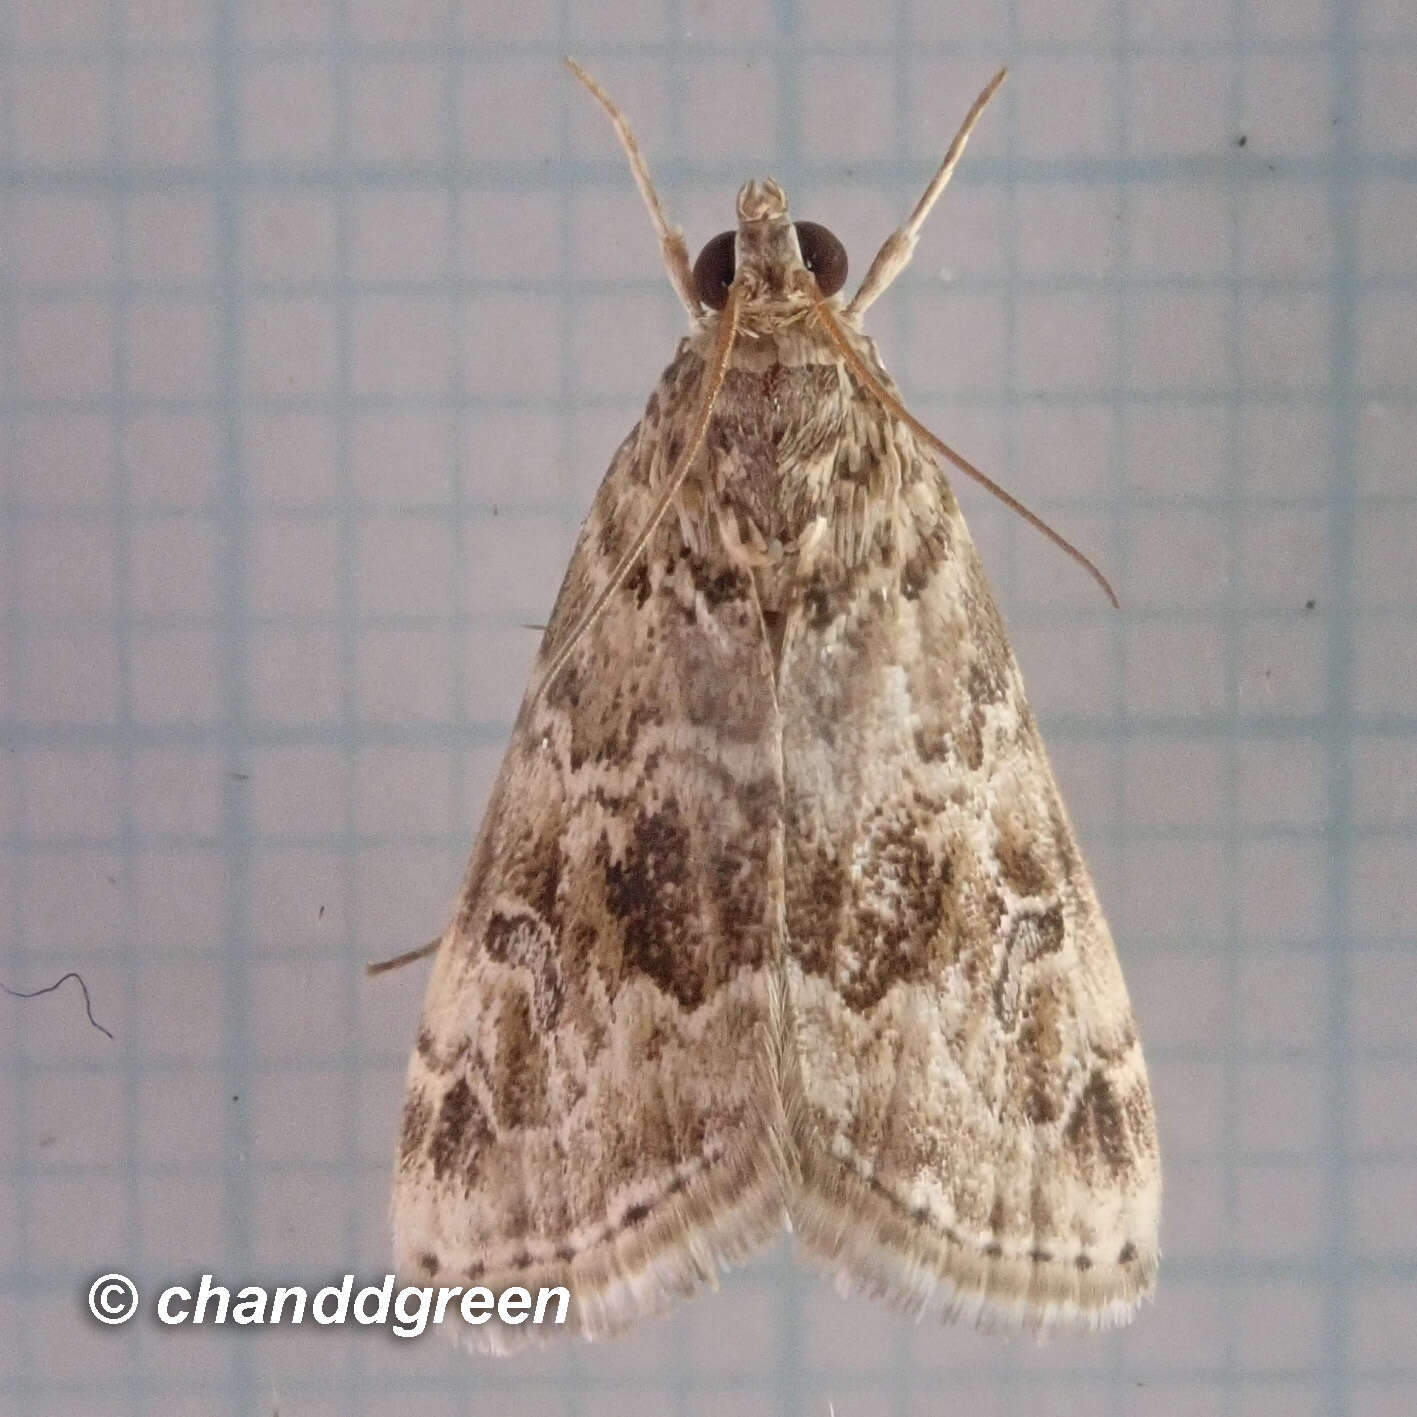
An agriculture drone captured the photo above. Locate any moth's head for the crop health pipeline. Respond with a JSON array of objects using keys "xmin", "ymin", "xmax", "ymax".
[{"xmin": 691, "ymin": 179, "xmax": 848, "ymax": 327}]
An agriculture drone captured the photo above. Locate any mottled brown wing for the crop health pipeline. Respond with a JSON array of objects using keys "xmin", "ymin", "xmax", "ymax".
[
  {"xmin": 779, "ymin": 468, "xmax": 1160, "ymax": 1328},
  {"xmin": 392, "ymin": 351, "xmax": 789, "ymax": 1349}
]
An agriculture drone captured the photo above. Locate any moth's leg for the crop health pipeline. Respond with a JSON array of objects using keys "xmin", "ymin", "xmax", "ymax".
[
  {"xmin": 566, "ymin": 58, "xmax": 700, "ymax": 318},
  {"xmin": 846, "ymin": 68, "xmax": 1007, "ymax": 319},
  {"xmin": 534, "ymin": 282, "xmax": 742, "ymax": 702},
  {"xmin": 806, "ymin": 279, "xmax": 1117, "ymax": 607}
]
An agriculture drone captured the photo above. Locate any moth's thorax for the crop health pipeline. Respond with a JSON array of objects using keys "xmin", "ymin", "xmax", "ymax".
[
  {"xmin": 666, "ymin": 321, "xmax": 940, "ymax": 615},
  {"xmin": 704, "ymin": 328, "xmax": 856, "ymax": 526}
]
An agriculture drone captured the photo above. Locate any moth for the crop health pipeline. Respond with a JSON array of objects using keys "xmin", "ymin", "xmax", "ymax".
[{"xmin": 380, "ymin": 60, "xmax": 1160, "ymax": 1351}]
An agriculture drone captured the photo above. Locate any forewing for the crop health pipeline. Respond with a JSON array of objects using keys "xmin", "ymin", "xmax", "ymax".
[
  {"xmin": 393, "ymin": 355, "xmax": 788, "ymax": 1348},
  {"xmin": 781, "ymin": 469, "xmax": 1160, "ymax": 1327}
]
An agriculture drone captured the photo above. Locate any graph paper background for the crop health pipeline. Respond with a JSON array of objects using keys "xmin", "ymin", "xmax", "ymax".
[{"xmin": 3, "ymin": 1, "xmax": 1416, "ymax": 1414}]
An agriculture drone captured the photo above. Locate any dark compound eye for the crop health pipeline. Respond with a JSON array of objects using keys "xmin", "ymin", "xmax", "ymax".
[
  {"xmin": 692, "ymin": 230, "xmax": 736, "ymax": 310},
  {"xmin": 794, "ymin": 221, "xmax": 848, "ymax": 297}
]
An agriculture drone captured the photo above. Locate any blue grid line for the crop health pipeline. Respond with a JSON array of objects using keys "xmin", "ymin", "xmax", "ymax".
[
  {"xmin": 1319, "ymin": 1, "xmax": 1361, "ymax": 1413},
  {"xmin": 1105, "ymin": 5, "xmax": 1132, "ymax": 1417},
  {"xmin": 209, "ymin": 1, "xmax": 256, "ymax": 1412}
]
